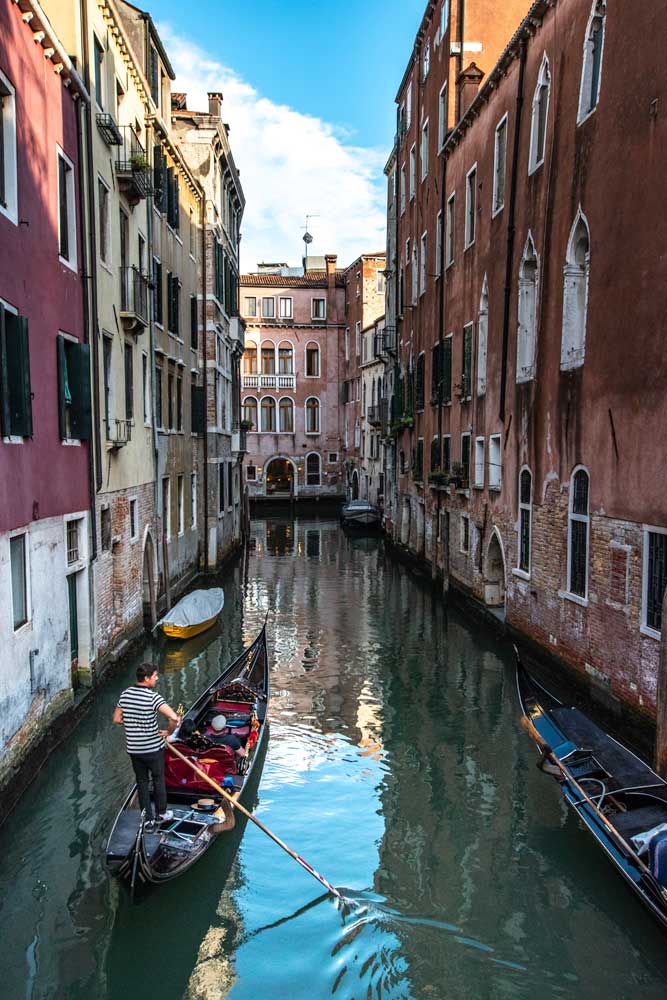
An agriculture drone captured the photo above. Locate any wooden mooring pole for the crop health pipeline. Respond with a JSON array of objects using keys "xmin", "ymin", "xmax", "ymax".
[{"xmin": 656, "ymin": 587, "xmax": 667, "ymax": 776}]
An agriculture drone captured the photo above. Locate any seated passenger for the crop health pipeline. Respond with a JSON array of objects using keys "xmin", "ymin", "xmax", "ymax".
[{"xmin": 208, "ymin": 715, "xmax": 247, "ymax": 760}]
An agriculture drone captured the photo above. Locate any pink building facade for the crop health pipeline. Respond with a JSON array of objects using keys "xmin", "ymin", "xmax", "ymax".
[
  {"xmin": 0, "ymin": 3, "xmax": 92, "ymax": 780},
  {"xmin": 240, "ymin": 257, "xmax": 346, "ymax": 501}
]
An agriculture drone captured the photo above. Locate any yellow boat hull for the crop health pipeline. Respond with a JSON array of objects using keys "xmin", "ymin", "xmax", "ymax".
[{"xmin": 160, "ymin": 615, "xmax": 219, "ymax": 640}]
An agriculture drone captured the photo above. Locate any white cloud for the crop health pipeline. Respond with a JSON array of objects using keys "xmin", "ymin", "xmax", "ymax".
[{"xmin": 160, "ymin": 26, "xmax": 387, "ymax": 271}]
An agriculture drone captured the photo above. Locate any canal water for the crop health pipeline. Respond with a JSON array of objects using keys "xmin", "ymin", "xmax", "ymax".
[{"xmin": 1, "ymin": 515, "xmax": 667, "ymax": 1000}]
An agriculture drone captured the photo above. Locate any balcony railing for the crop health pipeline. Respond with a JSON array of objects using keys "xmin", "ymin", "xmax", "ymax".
[
  {"xmin": 232, "ymin": 427, "xmax": 248, "ymax": 455},
  {"xmin": 119, "ymin": 266, "xmax": 148, "ymax": 329},
  {"xmin": 114, "ymin": 127, "xmax": 150, "ymax": 204},
  {"xmin": 96, "ymin": 112, "xmax": 123, "ymax": 146},
  {"xmin": 107, "ymin": 418, "xmax": 132, "ymax": 449},
  {"xmin": 242, "ymin": 373, "xmax": 296, "ymax": 390},
  {"xmin": 367, "ymin": 405, "xmax": 382, "ymax": 427}
]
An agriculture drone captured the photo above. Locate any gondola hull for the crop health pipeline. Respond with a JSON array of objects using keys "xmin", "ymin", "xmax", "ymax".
[
  {"xmin": 516, "ymin": 650, "xmax": 667, "ymax": 931},
  {"xmin": 107, "ymin": 625, "xmax": 270, "ymax": 896}
]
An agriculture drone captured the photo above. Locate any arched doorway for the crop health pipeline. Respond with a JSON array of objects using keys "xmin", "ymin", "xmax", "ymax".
[
  {"xmin": 484, "ymin": 531, "xmax": 506, "ymax": 608},
  {"xmin": 142, "ymin": 532, "xmax": 157, "ymax": 626},
  {"xmin": 351, "ymin": 469, "xmax": 359, "ymax": 500},
  {"xmin": 265, "ymin": 457, "xmax": 294, "ymax": 495}
]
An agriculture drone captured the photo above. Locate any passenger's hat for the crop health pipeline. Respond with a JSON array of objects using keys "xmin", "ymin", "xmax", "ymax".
[{"xmin": 210, "ymin": 714, "xmax": 227, "ymax": 732}]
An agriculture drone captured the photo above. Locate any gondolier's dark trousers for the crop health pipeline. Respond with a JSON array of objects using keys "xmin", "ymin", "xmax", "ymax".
[{"xmin": 129, "ymin": 750, "xmax": 167, "ymax": 819}]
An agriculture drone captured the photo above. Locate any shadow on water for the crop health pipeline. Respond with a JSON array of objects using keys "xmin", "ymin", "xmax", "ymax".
[{"xmin": 2, "ymin": 515, "xmax": 667, "ymax": 1000}]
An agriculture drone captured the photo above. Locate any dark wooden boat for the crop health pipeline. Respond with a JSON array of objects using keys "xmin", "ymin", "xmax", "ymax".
[
  {"xmin": 106, "ymin": 625, "xmax": 269, "ymax": 896},
  {"xmin": 340, "ymin": 500, "xmax": 381, "ymax": 529},
  {"xmin": 516, "ymin": 647, "xmax": 667, "ymax": 930}
]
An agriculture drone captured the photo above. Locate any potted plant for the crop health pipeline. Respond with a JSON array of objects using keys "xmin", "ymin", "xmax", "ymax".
[
  {"xmin": 240, "ymin": 418, "xmax": 254, "ymax": 431},
  {"xmin": 449, "ymin": 461, "xmax": 466, "ymax": 488},
  {"xmin": 130, "ymin": 153, "xmax": 149, "ymax": 172},
  {"xmin": 428, "ymin": 469, "xmax": 449, "ymax": 488},
  {"xmin": 402, "ymin": 415, "xmax": 414, "ymax": 429}
]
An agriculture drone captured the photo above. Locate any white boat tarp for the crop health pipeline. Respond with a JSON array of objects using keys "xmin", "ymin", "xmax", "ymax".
[{"xmin": 157, "ymin": 588, "xmax": 224, "ymax": 629}]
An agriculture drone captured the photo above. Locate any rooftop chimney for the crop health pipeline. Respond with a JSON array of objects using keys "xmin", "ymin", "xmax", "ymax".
[
  {"xmin": 457, "ymin": 63, "xmax": 484, "ymax": 117},
  {"xmin": 208, "ymin": 92, "xmax": 223, "ymax": 118},
  {"xmin": 325, "ymin": 254, "xmax": 337, "ymax": 290}
]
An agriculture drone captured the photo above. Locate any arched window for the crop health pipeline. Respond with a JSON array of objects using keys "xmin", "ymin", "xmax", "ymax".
[
  {"xmin": 518, "ymin": 467, "xmax": 532, "ymax": 574},
  {"xmin": 279, "ymin": 397, "xmax": 294, "ymax": 433},
  {"xmin": 529, "ymin": 54, "xmax": 550, "ymax": 173},
  {"xmin": 306, "ymin": 452, "xmax": 321, "ymax": 486},
  {"xmin": 243, "ymin": 341, "xmax": 257, "ymax": 374},
  {"xmin": 517, "ymin": 234, "xmax": 538, "ymax": 382},
  {"xmin": 477, "ymin": 275, "xmax": 488, "ymax": 396},
  {"xmin": 260, "ymin": 396, "xmax": 276, "ymax": 432},
  {"xmin": 278, "ymin": 342, "xmax": 293, "ymax": 375},
  {"xmin": 261, "ymin": 342, "xmax": 275, "ymax": 375},
  {"xmin": 578, "ymin": 2, "xmax": 606, "ymax": 122},
  {"xmin": 568, "ymin": 467, "xmax": 590, "ymax": 599},
  {"xmin": 243, "ymin": 396, "xmax": 257, "ymax": 430},
  {"xmin": 305, "ymin": 397, "xmax": 320, "ymax": 434},
  {"xmin": 561, "ymin": 209, "xmax": 590, "ymax": 370},
  {"xmin": 305, "ymin": 342, "xmax": 320, "ymax": 377}
]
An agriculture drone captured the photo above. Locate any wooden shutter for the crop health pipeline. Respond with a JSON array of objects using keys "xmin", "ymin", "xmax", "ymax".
[
  {"xmin": 463, "ymin": 325, "xmax": 473, "ymax": 394},
  {"xmin": 190, "ymin": 295, "xmax": 198, "ymax": 350},
  {"xmin": 166, "ymin": 166, "xmax": 174, "ymax": 225},
  {"xmin": 69, "ymin": 342, "xmax": 91, "ymax": 440},
  {"xmin": 153, "ymin": 146, "xmax": 164, "ymax": 210},
  {"xmin": 1, "ymin": 311, "xmax": 32, "ymax": 437},
  {"xmin": 443, "ymin": 338, "xmax": 452, "ymax": 403},
  {"xmin": 166, "ymin": 272, "xmax": 173, "ymax": 330},
  {"xmin": 173, "ymin": 278, "xmax": 180, "ymax": 335},
  {"xmin": 191, "ymin": 384, "xmax": 204, "ymax": 433},
  {"xmin": 173, "ymin": 174, "xmax": 180, "ymax": 230},
  {"xmin": 431, "ymin": 344, "xmax": 441, "ymax": 403},
  {"xmin": 57, "ymin": 334, "xmax": 68, "ymax": 439}
]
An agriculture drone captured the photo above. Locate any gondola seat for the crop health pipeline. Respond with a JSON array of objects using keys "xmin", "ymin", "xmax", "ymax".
[
  {"xmin": 164, "ymin": 741, "xmax": 237, "ymax": 792},
  {"xmin": 649, "ymin": 833, "xmax": 667, "ymax": 887}
]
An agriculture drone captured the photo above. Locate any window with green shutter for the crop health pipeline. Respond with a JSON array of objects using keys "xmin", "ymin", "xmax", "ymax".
[
  {"xmin": 166, "ymin": 166, "xmax": 174, "ymax": 225},
  {"xmin": 190, "ymin": 295, "xmax": 198, "ymax": 350},
  {"xmin": 431, "ymin": 343, "xmax": 441, "ymax": 404},
  {"xmin": 153, "ymin": 146, "xmax": 164, "ymax": 210},
  {"xmin": 462, "ymin": 324, "xmax": 473, "ymax": 398},
  {"xmin": 57, "ymin": 334, "xmax": 91, "ymax": 440},
  {"xmin": 415, "ymin": 353, "xmax": 425, "ymax": 410},
  {"xmin": 430, "ymin": 435, "xmax": 441, "ymax": 471},
  {"xmin": 412, "ymin": 437, "xmax": 424, "ymax": 481},
  {"xmin": 1, "ymin": 306, "xmax": 32, "ymax": 438},
  {"xmin": 442, "ymin": 337, "xmax": 452, "ymax": 403},
  {"xmin": 191, "ymin": 384, "xmax": 205, "ymax": 434}
]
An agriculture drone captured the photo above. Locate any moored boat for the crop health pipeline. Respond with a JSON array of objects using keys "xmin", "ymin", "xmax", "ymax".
[
  {"xmin": 156, "ymin": 587, "xmax": 224, "ymax": 639},
  {"xmin": 340, "ymin": 500, "xmax": 381, "ymax": 529},
  {"xmin": 106, "ymin": 625, "xmax": 269, "ymax": 896},
  {"xmin": 516, "ymin": 647, "xmax": 667, "ymax": 930}
]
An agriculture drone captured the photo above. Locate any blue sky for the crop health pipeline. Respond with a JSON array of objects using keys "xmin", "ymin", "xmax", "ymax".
[{"xmin": 151, "ymin": 0, "xmax": 425, "ymax": 268}]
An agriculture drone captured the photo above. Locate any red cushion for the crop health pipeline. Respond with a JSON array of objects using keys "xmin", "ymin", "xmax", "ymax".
[
  {"xmin": 212, "ymin": 701, "xmax": 252, "ymax": 713},
  {"xmin": 164, "ymin": 742, "xmax": 236, "ymax": 791}
]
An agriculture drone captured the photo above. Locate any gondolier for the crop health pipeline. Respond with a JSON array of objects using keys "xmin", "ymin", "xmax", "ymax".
[{"xmin": 113, "ymin": 664, "xmax": 181, "ymax": 826}]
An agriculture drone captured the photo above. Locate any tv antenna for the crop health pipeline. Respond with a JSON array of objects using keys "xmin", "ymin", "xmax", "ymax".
[{"xmin": 302, "ymin": 214, "xmax": 319, "ymax": 261}]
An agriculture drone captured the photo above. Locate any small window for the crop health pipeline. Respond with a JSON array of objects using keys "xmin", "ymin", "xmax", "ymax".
[
  {"xmin": 489, "ymin": 434, "xmax": 502, "ymax": 490},
  {"xmin": 493, "ymin": 115, "xmax": 508, "ymax": 215},
  {"xmin": 177, "ymin": 476, "xmax": 184, "ymax": 535},
  {"xmin": 400, "ymin": 164, "xmax": 406, "ymax": 215},
  {"xmin": 435, "ymin": 212, "xmax": 443, "ymax": 277},
  {"xmin": 460, "ymin": 515, "xmax": 470, "ymax": 555},
  {"xmin": 128, "ymin": 499, "xmax": 138, "ymax": 542},
  {"xmin": 243, "ymin": 396, "xmax": 257, "ymax": 429},
  {"xmin": 306, "ymin": 453, "xmax": 321, "ymax": 486},
  {"xmin": 518, "ymin": 468, "xmax": 532, "ymax": 573},
  {"xmin": 461, "ymin": 433, "xmax": 471, "ymax": 485},
  {"xmin": 561, "ymin": 209, "xmax": 590, "ymax": 370},
  {"xmin": 0, "ymin": 69, "xmax": 18, "ymax": 225},
  {"xmin": 441, "ymin": 0, "xmax": 450, "ymax": 36},
  {"xmin": 57, "ymin": 149, "xmax": 77, "ymax": 269},
  {"xmin": 409, "ymin": 144, "xmax": 416, "ymax": 199},
  {"xmin": 154, "ymin": 363, "xmax": 163, "ymax": 429},
  {"xmin": 421, "ymin": 120, "xmax": 429, "ymax": 180},
  {"xmin": 101, "ymin": 506, "xmax": 111, "ymax": 551},
  {"xmin": 261, "ymin": 297, "xmax": 275, "ymax": 319},
  {"xmin": 461, "ymin": 323, "xmax": 473, "ymax": 399},
  {"xmin": 1, "ymin": 305, "xmax": 33, "ymax": 439},
  {"xmin": 142, "ymin": 354, "xmax": 150, "ymax": 425},
  {"xmin": 162, "ymin": 477, "xmax": 171, "ymax": 538},
  {"xmin": 568, "ymin": 468, "xmax": 590, "ymax": 599},
  {"xmin": 446, "ymin": 193, "xmax": 455, "ymax": 266},
  {"xmin": 406, "ymin": 81, "xmax": 413, "ymax": 129},
  {"xmin": 279, "ymin": 296, "xmax": 293, "ymax": 319},
  {"xmin": 305, "ymin": 397, "xmax": 320, "ymax": 434},
  {"xmin": 465, "ymin": 165, "xmax": 477, "ymax": 248},
  {"xmin": 124, "ymin": 343, "xmax": 133, "ymax": 421},
  {"xmin": 176, "ymin": 374, "xmax": 183, "ymax": 432},
  {"xmin": 643, "ymin": 529, "xmax": 667, "ymax": 636},
  {"xmin": 190, "ymin": 473, "xmax": 197, "ymax": 528},
  {"xmin": 153, "ymin": 258, "xmax": 163, "ymax": 326},
  {"xmin": 517, "ymin": 234, "xmax": 539, "ymax": 382},
  {"xmin": 306, "ymin": 343, "xmax": 320, "ymax": 377},
  {"xmin": 477, "ymin": 276, "xmax": 489, "ymax": 396},
  {"xmin": 355, "ymin": 322, "xmax": 361, "ymax": 357},
  {"xmin": 344, "ymin": 327, "xmax": 350, "ymax": 361},
  {"xmin": 93, "ymin": 37, "xmax": 105, "ymax": 110},
  {"xmin": 376, "ymin": 270, "xmax": 384, "ymax": 293},
  {"xmin": 245, "ymin": 296, "xmax": 257, "ymax": 317},
  {"xmin": 578, "ymin": 2, "xmax": 606, "ymax": 123},
  {"xmin": 312, "ymin": 298, "xmax": 326, "ymax": 320},
  {"xmin": 278, "ymin": 343, "xmax": 293, "ymax": 374},
  {"xmin": 529, "ymin": 55, "xmax": 551, "ymax": 174},
  {"xmin": 190, "ymin": 295, "xmax": 198, "ymax": 351},
  {"xmin": 218, "ymin": 464, "xmax": 225, "ymax": 513},
  {"xmin": 328, "ymin": 452, "xmax": 339, "ymax": 463},
  {"xmin": 10, "ymin": 533, "xmax": 28, "ymax": 629},
  {"xmin": 57, "ymin": 334, "xmax": 91, "ymax": 441},
  {"xmin": 474, "ymin": 438, "xmax": 485, "ymax": 487},
  {"xmin": 420, "ymin": 232, "xmax": 427, "ymax": 295},
  {"xmin": 98, "ymin": 177, "xmax": 111, "ymax": 264},
  {"xmin": 261, "ymin": 344, "xmax": 276, "ymax": 375},
  {"xmin": 423, "ymin": 41, "xmax": 430, "ymax": 79},
  {"xmin": 246, "ymin": 464, "xmax": 257, "ymax": 482},
  {"xmin": 438, "ymin": 83, "xmax": 448, "ymax": 150},
  {"xmin": 243, "ymin": 342, "xmax": 258, "ymax": 375},
  {"xmin": 228, "ymin": 462, "xmax": 234, "ymax": 508},
  {"xmin": 66, "ymin": 518, "xmax": 81, "ymax": 564}
]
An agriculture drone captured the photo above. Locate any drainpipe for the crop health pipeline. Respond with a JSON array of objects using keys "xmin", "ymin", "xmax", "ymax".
[
  {"xmin": 79, "ymin": 0, "xmax": 102, "ymax": 493},
  {"xmin": 436, "ymin": 133, "xmax": 448, "ymax": 577},
  {"xmin": 147, "ymin": 128, "xmax": 159, "ymax": 572},
  {"xmin": 456, "ymin": 0, "xmax": 466, "ymax": 122},
  {"xmin": 499, "ymin": 36, "xmax": 528, "ymax": 424},
  {"xmin": 202, "ymin": 198, "xmax": 209, "ymax": 573}
]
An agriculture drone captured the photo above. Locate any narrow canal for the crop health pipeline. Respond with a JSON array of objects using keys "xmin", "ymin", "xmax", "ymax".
[{"xmin": 1, "ymin": 515, "xmax": 667, "ymax": 1000}]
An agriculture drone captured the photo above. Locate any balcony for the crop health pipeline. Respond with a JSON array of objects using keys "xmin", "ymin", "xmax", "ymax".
[
  {"xmin": 232, "ymin": 427, "xmax": 248, "ymax": 455},
  {"xmin": 96, "ymin": 112, "xmax": 123, "ymax": 146},
  {"xmin": 381, "ymin": 326, "xmax": 397, "ymax": 355},
  {"xmin": 367, "ymin": 405, "xmax": 382, "ymax": 428},
  {"xmin": 114, "ymin": 127, "xmax": 150, "ymax": 205},
  {"xmin": 107, "ymin": 418, "xmax": 132, "ymax": 450},
  {"xmin": 242, "ymin": 373, "xmax": 296, "ymax": 390},
  {"xmin": 229, "ymin": 316, "xmax": 245, "ymax": 350},
  {"xmin": 119, "ymin": 266, "xmax": 149, "ymax": 331}
]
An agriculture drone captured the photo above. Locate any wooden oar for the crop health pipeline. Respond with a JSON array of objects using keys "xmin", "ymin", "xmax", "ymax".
[
  {"xmin": 520, "ymin": 714, "xmax": 666, "ymax": 894},
  {"xmin": 165, "ymin": 741, "xmax": 345, "ymax": 901}
]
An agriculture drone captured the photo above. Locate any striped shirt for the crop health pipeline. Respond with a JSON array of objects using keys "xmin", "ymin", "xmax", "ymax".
[{"xmin": 118, "ymin": 685, "xmax": 166, "ymax": 755}]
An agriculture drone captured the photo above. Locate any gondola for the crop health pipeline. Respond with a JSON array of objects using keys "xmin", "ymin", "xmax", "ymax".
[
  {"xmin": 340, "ymin": 500, "xmax": 381, "ymax": 529},
  {"xmin": 106, "ymin": 625, "xmax": 269, "ymax": 896},
  {"xmin": 516, "ymin": 647, "xmax": 667, "ymax": 930}
]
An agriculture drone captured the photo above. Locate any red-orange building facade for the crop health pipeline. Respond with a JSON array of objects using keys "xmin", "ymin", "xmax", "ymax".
[{"xmin": 387, "ymin": 0, "xmax": 667, "ymax": 720}]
